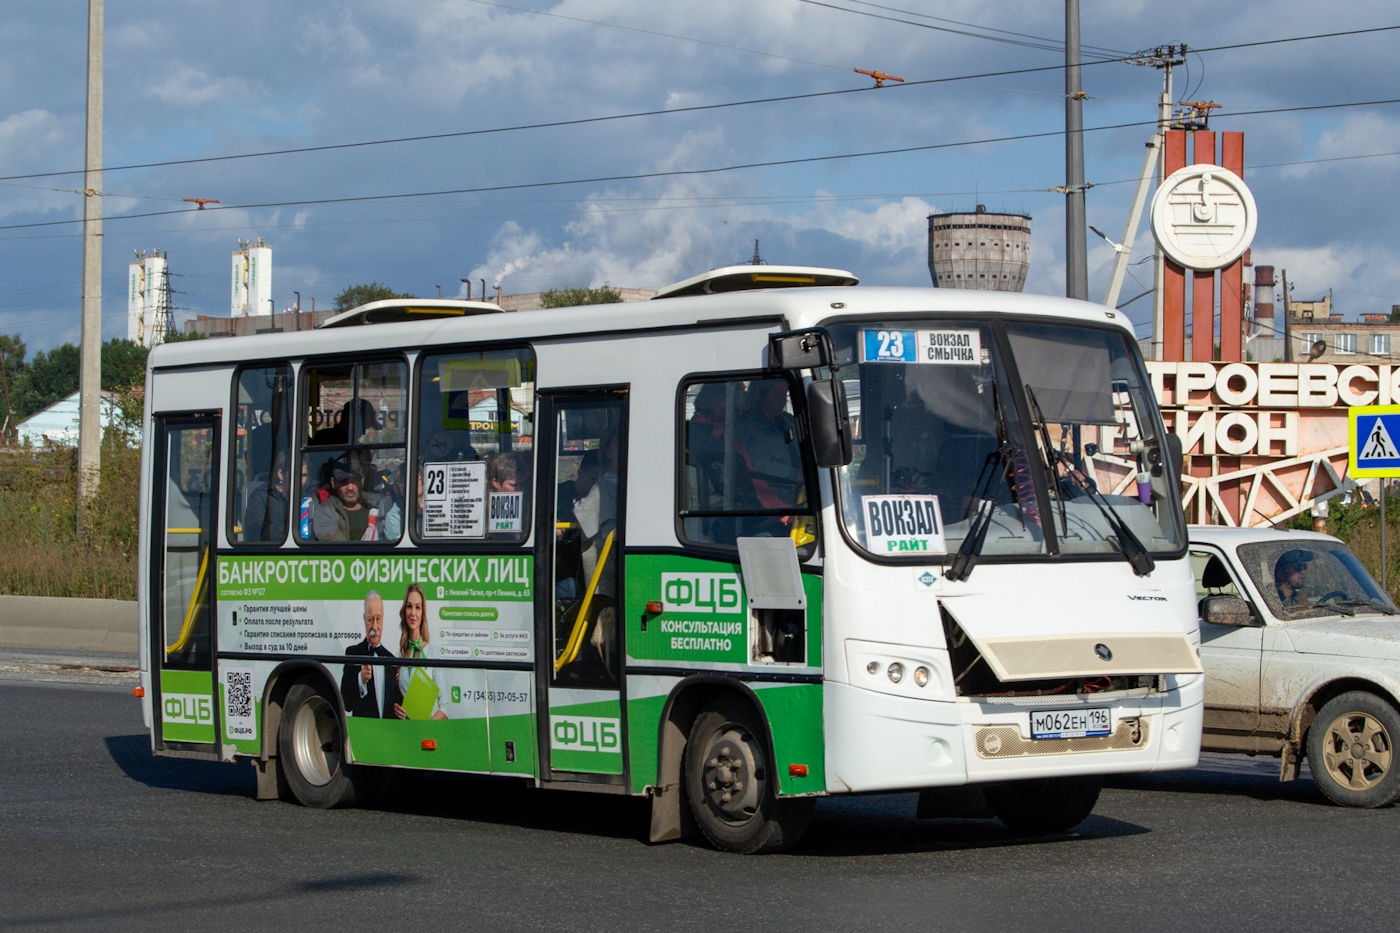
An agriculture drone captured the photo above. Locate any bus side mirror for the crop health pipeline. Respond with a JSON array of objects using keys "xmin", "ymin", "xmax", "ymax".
[
  {"xmin": 807, "ymin": 378, "xmax": 853, "ymax": 468},
  {"xmin": 1164, "ymin": 433, "xmax": 1184, "ymax": 481},
  {"xmin": 768, "ymin": 328, "xmax": 834, "ymax": 369}
]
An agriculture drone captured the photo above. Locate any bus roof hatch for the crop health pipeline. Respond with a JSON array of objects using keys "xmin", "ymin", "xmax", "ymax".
[
  {"xmin": 318, "ymin": 298, "xmax": 505, "ymax": 328},
  {"xmin": 650, "ymin": 264, "xmax": 858, "ymax": 300}
]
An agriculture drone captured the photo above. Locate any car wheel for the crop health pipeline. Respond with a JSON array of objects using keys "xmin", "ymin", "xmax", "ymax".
[
  {"xmin": 1307, "ymin": 691, "xmax": 1400, "ymax": 808},
  {"xmin": 984, "ymin": 776, "xmax": 1102, "ymax": 833},
  {"xmin": 684, "ymin": 696, "xmax": 813, "ymax": 854},
  {"xmin": 278, "ymin": 681, "xmax": 357, "ymax": 809}
]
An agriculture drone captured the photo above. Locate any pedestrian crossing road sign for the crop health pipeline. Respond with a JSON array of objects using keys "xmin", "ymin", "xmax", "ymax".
[{"xmin": 1349, "ymin": 405, "xmax": 1400, "ymax": 478}]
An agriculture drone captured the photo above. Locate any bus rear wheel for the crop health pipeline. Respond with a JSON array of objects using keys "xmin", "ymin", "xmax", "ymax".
[
  {"xmin": 278, "ymin": 681, "xmax": 357, "ymax": 809},
  {"xmin": 684, "ymin": 696, "xmax": 813, "ymax": 854},
  {"xmin": 984, "ymin": 776, "xmax": 1101, "ymax": 834}
]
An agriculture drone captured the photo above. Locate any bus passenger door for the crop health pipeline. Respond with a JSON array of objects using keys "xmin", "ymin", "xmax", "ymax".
[
  {"xmin": 150, "ymin": 415, "xmax": 221, "ymax": 751},
  {"xmin": 535, "ymin": 390, "xmax": 629, "ymax": 784}
]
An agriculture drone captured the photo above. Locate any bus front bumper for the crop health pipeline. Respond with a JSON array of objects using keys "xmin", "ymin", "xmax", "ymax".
[{"xmin": 823, "ymin": 677, "xmax": 1204, "ymax": 794}]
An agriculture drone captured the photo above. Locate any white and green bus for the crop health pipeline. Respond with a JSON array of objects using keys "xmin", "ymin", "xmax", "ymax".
[{"xmin": 137, "ymin": 266, "xmax": 1203, "ymax": 852}]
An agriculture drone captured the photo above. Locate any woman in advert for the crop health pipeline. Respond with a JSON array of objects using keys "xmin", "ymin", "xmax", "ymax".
[{"xmin": 392, "ymin": 583, "xmax": 447, "ymax": 720}]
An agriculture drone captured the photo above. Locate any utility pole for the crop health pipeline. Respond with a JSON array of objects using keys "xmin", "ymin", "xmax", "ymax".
[
  {"xmin": 1064, "ymin": 0, "xmax": 1087, "ymax": 301},
  {"xmin": 1124, "ymin": 45, "xmax": 1185, "ymax": 359},
  {"xmin": 1281, "ymin": 269, "xmax": 1293, "ymax": 362},
  {"xmin": 77, "ymin": 0, "xmax": 104, "ymax": 520}
]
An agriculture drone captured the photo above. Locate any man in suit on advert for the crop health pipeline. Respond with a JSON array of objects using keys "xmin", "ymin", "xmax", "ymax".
[{"xmin": 341, "ymin": 591, "xmax": 402, "ymax": 717}]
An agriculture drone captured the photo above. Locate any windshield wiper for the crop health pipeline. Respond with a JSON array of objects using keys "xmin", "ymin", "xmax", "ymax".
[
  {"xmin": 947, "ymin": 499, "xmax": 995, "ymax": 582},
  {"xmin": 1024, "ymin": 386, "xmax": 1155, "ymax": 577},
  {"xmin": 1331, "ymin": 597, "xmax": 1393, "ymax": 615},
  {"xmin": 947, "ymin": 382, "xmax": 1015, "ymax": 583}
]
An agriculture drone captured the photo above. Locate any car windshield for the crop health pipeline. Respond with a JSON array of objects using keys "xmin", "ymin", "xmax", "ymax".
[
  {"xmin": 831, "ymin": 318, "xmax": 1184, "ymax": 563},
  {"xmin": 1236, "ymin": 539, "xmax": 1397, "ymax": 619}
]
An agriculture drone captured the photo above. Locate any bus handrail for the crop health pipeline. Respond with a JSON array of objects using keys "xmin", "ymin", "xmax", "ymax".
[
  {"xmin": 165, "ymin": 545, "xmax": 210, "ymax": 657},
  {"xmin": 554, "ymin": 529, "xmax": 615, "ymax": 673}
]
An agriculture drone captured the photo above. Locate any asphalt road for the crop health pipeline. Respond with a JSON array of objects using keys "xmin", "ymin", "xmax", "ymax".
[{"xmin": 3, "ymin": 680, "xmax": 1396, "ymax": 933}]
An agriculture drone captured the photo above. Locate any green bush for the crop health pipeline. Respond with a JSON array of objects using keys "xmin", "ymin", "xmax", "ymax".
[{"xmin": 0, "ymin": 436, "xmax": 140, "ymax": 600}]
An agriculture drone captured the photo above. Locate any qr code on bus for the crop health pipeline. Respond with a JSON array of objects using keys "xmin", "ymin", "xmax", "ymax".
[{"xmin": 226, "ymin": 669, "xmax": 253, "ymax": 719}]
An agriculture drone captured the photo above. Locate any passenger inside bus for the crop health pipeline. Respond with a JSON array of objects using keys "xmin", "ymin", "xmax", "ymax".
[
  {"xmin": 378, "ymin": 463, "xmax": 407, "ymax": 541},
  {"xmin": 314, "ymin": 397, "xmax": 381, "ymax": 446},
  {"xmin": 554, "ymin": 428, "xmax": 620, "ymax": 685},
  {"xmin": 490, "ymin": 451, "xmax": 521, "ymax": 492},
  {"xmin": 737, "ymin": 379, "xmax": 802, "ymax": 509},
  {"xmin": 313, "ymin": 458, "xmax": 381, "ymax": 541},
  {"xmin": 241, "ymin": 450, "xmax": 290, "ymax": 544}
]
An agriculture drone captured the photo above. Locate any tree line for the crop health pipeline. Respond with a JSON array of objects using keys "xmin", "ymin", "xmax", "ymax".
[
  {"xmin": 0, "ymin": 282, "xmax": 621, "ymax": 440},
  {"xmin": 0, "ymin": 332, "xmax": 202, "ymax": 440}
]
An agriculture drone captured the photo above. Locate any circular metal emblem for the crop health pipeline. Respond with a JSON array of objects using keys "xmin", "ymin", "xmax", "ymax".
[
  {"xmin": 1150, "ymin": 164, "xmax": 1257, "ymax": 271},
  {"xmin": 1094, "ymin": 643, "xmax": 1113, "ymax": 662}
]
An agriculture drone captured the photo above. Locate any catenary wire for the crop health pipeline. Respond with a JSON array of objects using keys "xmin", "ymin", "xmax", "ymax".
[
  {"xmin": 1, "ymin": 95, "xmax": 1396, "ymax": 233},
  {"xmin": 3, "ymin": 22, "xmax": 1396, "ymax": 185}
]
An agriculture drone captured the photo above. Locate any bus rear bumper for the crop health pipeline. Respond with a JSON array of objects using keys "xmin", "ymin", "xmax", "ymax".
[{"xmin": 823, "ymin": 680, "xmax": 1203, "ymax": 794}]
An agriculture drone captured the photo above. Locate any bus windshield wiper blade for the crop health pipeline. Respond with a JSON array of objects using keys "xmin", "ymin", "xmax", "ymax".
[
  {"xmin": 947, "ymin": 498, "xmax": 995, "ymax": 582},
  {"xmin": 1024, "ymin": 386, "xmax": 1154, "ymax": 578},
  {"xmin": 1058, "ymin": 459, "xmax": 1156, "ymax": 577}
]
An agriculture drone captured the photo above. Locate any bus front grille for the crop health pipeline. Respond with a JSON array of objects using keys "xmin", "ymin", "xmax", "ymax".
[{"xmin": 976, "ymin": 634, "xmax": 1201, "ymax": 681}]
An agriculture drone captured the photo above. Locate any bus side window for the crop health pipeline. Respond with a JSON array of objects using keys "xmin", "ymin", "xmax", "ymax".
[
  {"xmin": 299, "ymin": 359, "xmax": 408, "ymax": 544},
  {"xmin": 232, "ymin": 364, "xmax": 293, "ymax": 544},
  {"xmin": 413, "ymin": 347, "xmax": 536, "ymax": 543},
  {"xmin": 679, "ymin": 375, "xmax": 815, "ymax": 554}
]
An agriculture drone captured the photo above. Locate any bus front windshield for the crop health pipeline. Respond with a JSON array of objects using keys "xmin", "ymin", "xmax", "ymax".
[{"xmin": 832, "ymin": 318, "xmax": 1185, "ymax": 563}]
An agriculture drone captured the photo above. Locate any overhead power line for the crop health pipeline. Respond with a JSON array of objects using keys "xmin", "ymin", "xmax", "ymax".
[
  {"xmin": 827, "ymin": 0, "xmax": 1129, "ymax": 56},
  {"xmin": 2, "ymin": 96, "xmax": 1397, "ymax": 234},
  {"xmin": 2, "ymin": 22, "xmax": 1396, "ymax": 186},
  {"xmin": 1, "ymin": 147, "xmax": 1397, "ymax": 248},
  {"xmin": 795, "ymin": 0, "xmax": 1126, "ymax": 58}
]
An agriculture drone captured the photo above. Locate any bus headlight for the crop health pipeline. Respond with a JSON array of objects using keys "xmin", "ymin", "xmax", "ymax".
[
  {"xmin": 887, "ymin": 662, "xmax": 904, "ymax": 684},
  {"xmin": 866, "ymin": 661, "xmax": 880, "ymax": 675},
  {"xmin": 913, "ymin": 666, "xmax": 930, "ymax": 687}
]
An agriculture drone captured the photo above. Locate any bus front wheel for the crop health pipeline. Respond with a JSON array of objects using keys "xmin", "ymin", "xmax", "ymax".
[
  {"xmin": 684, "ymin": 696, "xmax": 813, "ymax": 853},
  {"xmin": 278, "ymin": 681, "xmax": 357, "ymax": 809},
  {"xmin": 984, "ymin": 776, "xmax": 1101, "ymax": 834}
]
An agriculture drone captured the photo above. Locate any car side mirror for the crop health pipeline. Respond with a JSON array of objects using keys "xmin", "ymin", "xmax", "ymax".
[
  {"xmin": 1202, "ymin": 594, "xmax": 1259, "ymax": 627},
  {"xmin": 806, "ymin": 377, "xmax": 854, "ymax": 468}
]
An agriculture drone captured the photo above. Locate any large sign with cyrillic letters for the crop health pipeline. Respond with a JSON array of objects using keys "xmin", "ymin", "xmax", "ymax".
[{"xmin": 1147, "ymin": 361, "xmax": 1369, "ymax": 458}]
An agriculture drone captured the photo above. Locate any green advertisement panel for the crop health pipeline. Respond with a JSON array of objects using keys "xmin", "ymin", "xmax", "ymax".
[
  {"xmin": 217, "ymin": 553, "xmax": 533, "ymax": 663},
  {"xmin": 624, "ymin": 553, "xmax": 823, "ymax": 669},
  {"xmin": 215, "ymin": 553, "xmax": 536, "ymax": 776},
  {"xmin": 218, "ymin": 662, "xmax": 263, "ymax": 756},
  {"xmin": 160, "ymin": 668, "xmax": 215, "ymax": 744},
  {"xmin": 752, "ymin": 682, "xmax": 826, "ymax": 795},
  {"xmin": 549, "ymin": 690, "xmax": 624, "ymax": 774},
  {"xmin": 625, "ymin": 678, "xmax": 825, "ymax": 796}
]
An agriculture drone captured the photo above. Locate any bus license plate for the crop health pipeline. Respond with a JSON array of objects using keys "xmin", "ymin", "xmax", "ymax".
[{"xmin": 1030, "ymin": 708, "xmax": 1111, "ymax": 740}]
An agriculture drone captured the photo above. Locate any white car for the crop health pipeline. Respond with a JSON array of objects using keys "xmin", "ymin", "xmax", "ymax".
[{"xmin": 1189, "ymin": 525, "xmax": 1400, "ymax": 807}]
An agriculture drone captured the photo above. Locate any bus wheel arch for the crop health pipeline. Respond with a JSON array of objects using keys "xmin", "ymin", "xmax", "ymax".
[
  {"xmin": 649, "ymin": 677, "xmax": 801, "ymax": 851},
  {"xmin": 259, "ymin": 662, "xmax": 345, "ymax": 804}
]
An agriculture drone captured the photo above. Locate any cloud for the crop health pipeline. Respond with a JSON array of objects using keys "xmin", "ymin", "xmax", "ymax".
[
  {"xmin": 1258, "ymin": 245, "xmax": 1368, "ymax": 298},
  {"xmin": 142, "ymin": 64, "xmax": 268, "ymax": 107}
]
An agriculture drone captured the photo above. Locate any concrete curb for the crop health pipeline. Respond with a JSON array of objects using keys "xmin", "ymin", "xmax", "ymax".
[{"xmin": 0, "ymin": 595, "xmax": 138, "ymax": 654}]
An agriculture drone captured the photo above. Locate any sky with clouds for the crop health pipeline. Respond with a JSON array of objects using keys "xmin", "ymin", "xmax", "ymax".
[{"xmin": 0, "ymin": 0, "xmax": 1396, "ymax": 351}]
